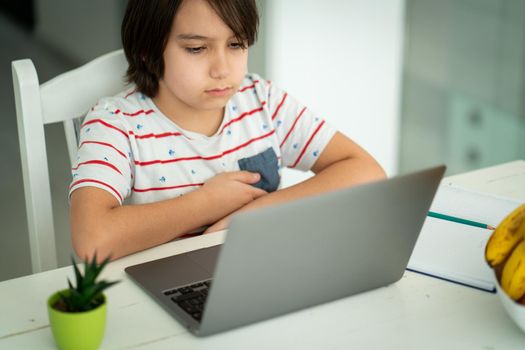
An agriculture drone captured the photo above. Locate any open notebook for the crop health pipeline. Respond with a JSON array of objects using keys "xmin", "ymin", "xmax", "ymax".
[{"xmin": 407, "ymin": 161, "xmax": 524, "ymax": 292}]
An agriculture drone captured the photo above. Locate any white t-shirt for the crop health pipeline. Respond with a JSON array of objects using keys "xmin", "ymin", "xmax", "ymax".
[{"xmin": 69, "ymin": 73, "xmax": 336, "ymax": 205}]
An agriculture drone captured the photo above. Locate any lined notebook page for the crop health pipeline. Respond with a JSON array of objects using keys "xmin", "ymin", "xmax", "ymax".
[
  {"xmin": 407, "ymin": 217, "xmax": 494, "ymax": 292},
  {"xmin": 430, "ymin": 184, "xmax": 521, "ymax": 227},
  {"xmin": 407, "ymin": 167, "xmax": 523, "ymax": 292}
]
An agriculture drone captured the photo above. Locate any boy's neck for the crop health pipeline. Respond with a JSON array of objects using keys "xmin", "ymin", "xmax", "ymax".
[{"xmin": 152, "ymin": 94, "xmax": 225, "ymax": 137}]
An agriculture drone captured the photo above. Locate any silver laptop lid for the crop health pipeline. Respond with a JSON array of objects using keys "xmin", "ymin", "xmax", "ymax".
[{"xmin": 198, "ymin": 166, "xmax": 445, "ymax": 336}]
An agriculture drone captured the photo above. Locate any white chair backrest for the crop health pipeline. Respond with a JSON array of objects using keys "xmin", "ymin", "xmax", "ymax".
[{"xmin": 12, "ymin": 49, "xmax": 129, "ymax": 273}]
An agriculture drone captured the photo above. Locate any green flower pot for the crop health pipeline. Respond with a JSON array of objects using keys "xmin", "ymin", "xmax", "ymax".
[{"xmin": 47, "ymin": 289, "xmax": 107, "ymax": 350}]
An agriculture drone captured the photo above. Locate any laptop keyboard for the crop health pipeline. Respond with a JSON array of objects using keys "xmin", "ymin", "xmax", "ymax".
[{"xmin": 163, "ymin": 280, "xmax": 211, "ymax": 322}]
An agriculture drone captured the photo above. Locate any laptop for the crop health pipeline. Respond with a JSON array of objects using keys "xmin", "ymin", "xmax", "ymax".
[{"xmin": 125, "ymin": 165, "xmax": 445, "ymax": 336}]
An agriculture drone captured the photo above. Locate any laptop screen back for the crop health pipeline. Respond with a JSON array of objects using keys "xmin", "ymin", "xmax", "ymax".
[{"xmin": 198, "ymin": 166, "xmax": 444, "ymax": 335}]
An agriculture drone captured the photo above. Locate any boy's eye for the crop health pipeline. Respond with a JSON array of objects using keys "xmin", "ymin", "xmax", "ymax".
[
  {"xmin": 186, "ymin": 47, "xmax": 206, "ymax": 54},
  {"xmin": 229, "ymin": 42, "xmax": 245, "ymax": 50}
]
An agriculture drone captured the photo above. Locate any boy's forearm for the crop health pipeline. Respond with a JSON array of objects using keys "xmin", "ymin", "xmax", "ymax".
[
  {"xmin": 242, "ymin": 131, "xmax": 386, "ymax": 210},
  {"xmin": 72, "ymin": 171, "xmax": 266, "ymax": 260},
  {"xmin": 72, "ymin": 188, "xmax": 216, "ymax": 261},
  {"xmin": 203, "ymin": 156, "xmax": 385, "ymax": 234},
  {"xmin": 243, "ymin": 157, "xmax": 386, "ymax": 211}
]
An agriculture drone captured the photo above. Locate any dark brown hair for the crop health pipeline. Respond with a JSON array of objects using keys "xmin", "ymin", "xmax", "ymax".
[{"xmin": 122, "ymin": 0, "xmax": 259, "ymax": 97}]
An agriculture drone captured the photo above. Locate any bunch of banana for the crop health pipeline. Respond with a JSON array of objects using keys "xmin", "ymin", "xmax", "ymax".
[{"xmin": 485, "ymin": 203, "xmax": 525, "ymax": 302}]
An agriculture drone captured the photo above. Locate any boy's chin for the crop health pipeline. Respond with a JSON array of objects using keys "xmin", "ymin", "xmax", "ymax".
[
  {"xmin": 202, "ymin": 95, "xmax": 232, "ymax": 106},
  {"xmin": 197, "ymin": 99, "xmax": 230, "ymax": 112}
]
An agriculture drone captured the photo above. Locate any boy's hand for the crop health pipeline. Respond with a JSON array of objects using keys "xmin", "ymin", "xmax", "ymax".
[{"xmin": 200, "ymin": 171, "xmax": 267, "ymax": 222}]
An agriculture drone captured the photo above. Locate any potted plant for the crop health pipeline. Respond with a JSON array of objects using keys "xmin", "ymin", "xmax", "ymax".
[{"xmin": 47, "ymin": 254, "xmax": 119, "ymax": 350}]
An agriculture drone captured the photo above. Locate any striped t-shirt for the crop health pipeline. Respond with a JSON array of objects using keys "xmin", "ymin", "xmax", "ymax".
[{"xmin": 69, "ymin": 73, "xmax": 336, "ymax": 205}]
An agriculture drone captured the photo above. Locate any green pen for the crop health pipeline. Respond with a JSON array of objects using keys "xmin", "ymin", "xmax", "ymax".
[{"xmin": 427, "ymin": 211, "xmax": 495, "ymax": 230}]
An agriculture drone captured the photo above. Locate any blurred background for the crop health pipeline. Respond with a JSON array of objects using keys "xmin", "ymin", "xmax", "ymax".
[{"xmin": 0, "ymin": 0, "xmax": 523, "ymax": 281}]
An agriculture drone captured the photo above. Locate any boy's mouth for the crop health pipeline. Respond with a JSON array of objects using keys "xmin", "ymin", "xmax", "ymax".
[{"xmin": 205, "ymin": 87, "xmax": 232, "ymax": 97}]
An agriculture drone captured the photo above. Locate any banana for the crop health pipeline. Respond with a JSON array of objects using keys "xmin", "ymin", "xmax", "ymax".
[
  {"xmin": 485, "ymin": 203, "xmax": 525, "ymax": 267},
  {"xmin": 501, "ymin": 240, "xmax": 525, "ymax": 300}
]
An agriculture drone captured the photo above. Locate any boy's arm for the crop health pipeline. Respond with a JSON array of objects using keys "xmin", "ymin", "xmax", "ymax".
[
  {"xmin": 205, "ymin": 132, "xmax": 386, "ymax": 232},
  {"xmin": 70, "ymin": 171, "xmax": 266, "ymax": 261}
]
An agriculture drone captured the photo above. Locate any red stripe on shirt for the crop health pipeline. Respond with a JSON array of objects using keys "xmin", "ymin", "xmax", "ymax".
[
  {"xmin": 279, "ymin": 107, "xmax": 307, "ymax": 148},
  {"xmin": 82, "ymin": 119, "xmax": 128, "ymax": 139},
  {"xmin": 133, "ymin": 182, "xmax": 204, "ymax": 193},
  {"xmin": 70, "ymin": 179, "xmax": 123, "ymax": 203},
  {"xmin": 134, "ymin": 129, "xmax": 276, "ymax": 166},
  {"xmin": 83, "ymin": 119, "xmax": 186, "ymax": 140},
  {"xmin": 291, "ymin": 120, "xmax": 325, "ymax": 168},
  {"xmin": 221, "ymin": 129, "xmax": 275, "ymax": 157},
  {"xmin": 72, "ymin": 160, "xmax": 123, "ymax": 175},
  {"xmin": 238, "ymin": 80, "xmax": 260, "ymax": 92},
  {"xmin": 219, "ymin": 102, "xmax": 267, "ymax": 134},
  {"xmin": 271, "ymin": 93, "xmax": 288, "ymax": 121},
  {"xmin": 80, "ymin": 141, "xmax": 128, "ymax": 160},
  {"xmin": 129, "ymin": 131, "xmax": 185, "ymax": 139},
  {"xmin": 114, "ymin": 109, "xmax": 154, "ymax": 117}
]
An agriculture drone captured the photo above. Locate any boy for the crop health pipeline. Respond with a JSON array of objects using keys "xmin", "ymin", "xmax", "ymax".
[{"xmin": 70, "ymin": 0, "xmax": 386, "ymax": 260}]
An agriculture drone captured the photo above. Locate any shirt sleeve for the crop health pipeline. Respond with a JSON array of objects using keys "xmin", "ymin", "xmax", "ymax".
[
  {"xmin": 69, "ymin": 100, "xmax": 134, "ymax": 204},
  {"xmin": 265, "ymin": 80, "xmax": 337, "ymax": 172}
]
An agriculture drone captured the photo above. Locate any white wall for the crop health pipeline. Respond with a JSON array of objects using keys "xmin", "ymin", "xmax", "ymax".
[{"xmin": 264, "ymin": 0, "xmax": 405, "ymax": 185}]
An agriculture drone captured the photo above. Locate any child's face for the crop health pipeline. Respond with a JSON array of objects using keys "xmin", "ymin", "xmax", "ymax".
[{"xmin": 158, "ymin": 0, "xmax": 249, "ymax": 115}]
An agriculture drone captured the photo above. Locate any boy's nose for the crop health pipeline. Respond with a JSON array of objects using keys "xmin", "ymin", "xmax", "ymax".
[{"xmin": 210, "ymin": 51, "xmax": 229, "ymax": 79}]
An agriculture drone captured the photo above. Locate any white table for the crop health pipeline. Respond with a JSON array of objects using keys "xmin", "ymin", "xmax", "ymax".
[
  {"xmin": 1, "ymin": 231, "xmax": 525, "ymax": 349},
  {"xmin": 2, "ymin": 161, "xmax": 525, "ymax": 349}
]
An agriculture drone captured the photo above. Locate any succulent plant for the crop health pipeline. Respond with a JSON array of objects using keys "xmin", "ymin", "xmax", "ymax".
[{"xmin": 57, "ymin": 253, "xmax": 119, "ymax": 312}]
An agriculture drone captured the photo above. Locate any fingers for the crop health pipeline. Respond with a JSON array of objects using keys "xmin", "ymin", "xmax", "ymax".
[
  {"xmin": 203, "ymin": 170, "xmax": 268, "ymax": 203},
  {"xmin": 226, "ymin": 171, "xmax": 267, "ymax": 198},
  {"xmin": 227, "ymin": 171, "xmax": 261, "ymax": 184}
]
